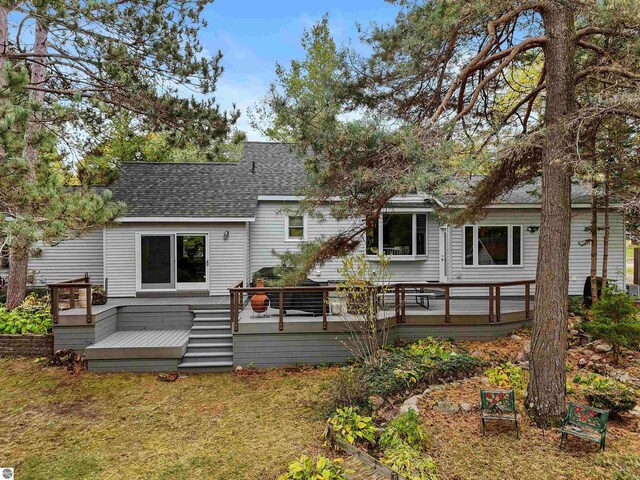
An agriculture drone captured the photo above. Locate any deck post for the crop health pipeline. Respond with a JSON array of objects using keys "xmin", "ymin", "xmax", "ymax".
[
  {"xmin": 69, "ymin": 287, "xmax": 75, "ymax": 309},
  {"xmin": 525, "ymin": 283, "xmax": 531, "ymax": 320},
  {"xmin": 495, "ymin": 286, "xmax": 501, "ymax": 323},
  {"xmin": 322, "ymin": 290, "xmax": 328, "ymax": 331},
  {"xmin": 86, "ymin": 285, "xmax": 92, "ymax": 324},
  {"xmin": 488, "ymin": 286, "xmax": 494, "ymax": 323},
  {"xmin": 278, "ymin": 290, "xmax": 284, "ymax": 331},
  {"xmin": 401, "ymin": 285, "xmax": 406, "ymax": 323},
  {"xmin": 394, "ymin": 285, "xmax": 401, "ymax": 324},
  {"xmin": 50, "ymin": 287, "xmax": 59, "ymax": 324},
  {"xmin": 444, "ymin": 286, "xmax": 450, "ymax": 323}
]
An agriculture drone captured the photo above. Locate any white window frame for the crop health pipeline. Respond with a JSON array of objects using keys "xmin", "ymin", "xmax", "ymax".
[
  {"xmin": 463, "ymin": 225, "xmax": 524, "ymax": 268},
  {"xmin": 284, "ymin": 214, "xmax": 308, "ymax": 242},
  {"xmin": 366, "ymin": 212, "xmax": 429, "ymax": 260}
]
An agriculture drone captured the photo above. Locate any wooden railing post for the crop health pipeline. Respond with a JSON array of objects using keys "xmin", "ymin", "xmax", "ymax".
[
  {"xmin": 278, "ymin": 290, "xmax": 284, "ymax": 331},
  {"xmin": 488, "ymin": 286, "xmax": 494, "ymax": 323},
  {"xmin": 86, "ymin": 285, "xmax": 92, "ymax": 324},
  {"xmin": 444, "ymin": 286, "xmax": 450, "ymax": 323},
  {"xmin": 50, "ymin": 286, "xmax": 59, "ymax": 324},
  {"xmin": 69, "ymin": 287, "xmax": 76, "ymax": 309},
  {"xmin": 394, "ymin": 285, "xmax": 401, "ymax": 324},
  {"xmin": 322, "ymin": 290, "xmax": 328, "ymax": 331},
  {"xmin": 525, "ymin": 283, "xmax": 531, "ymax": 321},
  {"xmin": 401, "ymin": 285, "xmax": 406, "ymax": 323},
  {"xmin": 495, "ymin": 286, "xmax": 501, "ymax": 323}
]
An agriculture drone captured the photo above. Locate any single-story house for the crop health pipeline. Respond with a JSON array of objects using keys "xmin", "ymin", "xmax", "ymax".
[{"xmin": 0, "ymin": 142, "xmax": 626, "ymax": 372}]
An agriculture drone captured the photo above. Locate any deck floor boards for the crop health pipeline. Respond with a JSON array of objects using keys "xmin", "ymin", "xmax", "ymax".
[{"xmin": 85, "ymin": 330, "xmax": 191, "ymax": 360}]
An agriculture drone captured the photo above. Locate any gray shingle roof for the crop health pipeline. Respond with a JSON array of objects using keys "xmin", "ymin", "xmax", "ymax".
[{"xmin": 108, "ymin": 142, "xmax": 593, "ymax": 218}]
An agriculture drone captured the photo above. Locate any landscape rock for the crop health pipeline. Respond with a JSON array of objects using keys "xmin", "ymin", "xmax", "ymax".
[
  {"xmin": 578, "ymin": 358, "xmax": 588, "ymax": 367},
  {"xmin": 630, "ymin": 406, "xmax": 640, "ymax": 417},
  {"xmin": 594, "ymin": 343, "xmax": 613, "ymax": 354},
  {"xmin": 460, "ymin": 402, "xmax": 474, "ymax": 413},
  {"xmin": 590, "ymin": 354, "xmax": 604, "ymax": 362},
  {"xmin": 235, "ymin": 366, "xmax": 243, "ymax": 372},
  {"xmin": 570, "ymin": 329, "xmax": 579, "ymax": 336},
  {"xmin": 370, "ymin": 395, "xmax": 385, "ymax": 409},
  {"xmin": 404, "ymin": 395, "xmax": 422, "ymax": 407},
  {"xmin": 400, "ymin": 404, "xmax": 418, "ymax": 414},
  {"xmin": 515, "ymin": 352, "xmax": 527, "ymax": 363},
  {"xmin": 435, "ymin": 401, "xmax": 460, "ymax": 415},
  {"xmin": 510, "ymin": 334, "xmax": 523, "ymax": 341},
  {"xmin": 523, "ymin": 341, "xmax": 531, "ymax": 354},
  {"xmin": 582, "ymin": 349, "xmax": 595, "ymax": 357},
  {"xmin": 471, "ymin": 351, "xmax": 483, "ymax": 358}
]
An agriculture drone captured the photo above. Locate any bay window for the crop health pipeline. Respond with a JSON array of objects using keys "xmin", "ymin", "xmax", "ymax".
[
  {"xmin": 366, "ymin": 213, "xmax": 428, "ymax": 257},
  {"xmin": 464, "ymin": 225, "xmax": 523, "ymax": 266}
]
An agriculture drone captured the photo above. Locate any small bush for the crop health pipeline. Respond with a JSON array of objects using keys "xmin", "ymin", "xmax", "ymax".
[
  {"xmin": 379, "ymin": 409, "xmax": 429, "ymax": 451},
  {"xmin": 569, "ymin": 296, "xmax": 586, "ymax": 317},
  {"xmin": 278, "ymin": 455, "xmax": 352, "ymax": 480},
  {"xmin": 381, "ymin": 446, "xmax": 438, "ymax": 480},
  {"xmin": 429, "ymin": 354, "xmax": 482, "ymax": 382},
  {"xmin": 0, "ymin": 293, "xmax": 52, "ymax": 335},
  {"xmin": 573, "ymin": 373, "xmax": 637, "ymax": 415},
  {"xmin": 327, "ymin": 367, "xmax": 371, "ymax": 411},
  {"xmin": 327, "ymin": 406, "xmax": 377, "ymax": 446},
  {"xmin": 407, "ymin": 337, "xmax": 454, "ymax": 360},
  {"xmin": 485, "ymin": 362, "xmax": 526, "ymax": 394},
  {"xmin": 585, "ymin": 285, "xmax": 640, "ymax": 363}
]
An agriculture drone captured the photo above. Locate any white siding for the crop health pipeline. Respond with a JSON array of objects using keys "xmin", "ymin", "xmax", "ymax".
[
  {"xmin": 0, "ymin": 229, "xmax": 104, "ymax": 286},
  {"xmin": 448, "ymin": 209, "xmax": 625, "ymax": 296},
  {"xmin": 104, "ymin": 222, "xmax": 246, "ymax": 297},
  {"xmin": 250, "ymin": 201, "xmax": 441, "ymax": 283}
]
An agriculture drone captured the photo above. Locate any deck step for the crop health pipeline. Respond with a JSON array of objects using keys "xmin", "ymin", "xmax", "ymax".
[
  {"xmin": 183, "ymin": 351, "xmax": 232, "ymax": 359},
  {"xmin": 188, "ymin": 333, "xmax": 232, "ymax": 344},
  {"xmin": 191, "ymin": 309, "xmax": 230, "ymax": 315},
  {"xmin": 186, "ymin": 342, "xmax": 233, "ymax": 349},
  {"xmin": 178, "ymin": 360, "xmax": 233, "ymax": 373},
  {"xmin": 191, "ymin": 325, "xmax": 231, "ymax": 331}
]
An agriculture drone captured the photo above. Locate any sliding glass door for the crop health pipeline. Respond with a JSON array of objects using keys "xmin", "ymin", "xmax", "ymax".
[{"xmin": 139, "ymin": 233, "xmax": 208, "ymax": 291}]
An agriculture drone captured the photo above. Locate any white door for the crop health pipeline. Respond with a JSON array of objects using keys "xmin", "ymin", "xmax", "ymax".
[{"xmin": 439, "ymin": 226, "xmax": 449, "ymax": 283}]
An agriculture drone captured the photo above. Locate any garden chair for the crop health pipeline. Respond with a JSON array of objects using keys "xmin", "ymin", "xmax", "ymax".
[
  {"xmin": 560, "ymin": 402, "xmax": 609, "ymax": 451},
  {"xmin": 480, "ymin": 389, "xmax": 519, "ymax": 438}
]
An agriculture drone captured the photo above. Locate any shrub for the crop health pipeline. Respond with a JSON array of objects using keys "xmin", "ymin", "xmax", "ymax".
[
  {"xmin": 381, "ymin": 446, "xmax": 438, "ymax": 480},
  {"xmin": 327, "ymin": 367, "xmax": 371, "ymax": 411},
  {"xmin": 278, "ymin": 455, "xmax": 352, "ymax": 480},
  {"xmin": 407, "ymin": 337, "xmax": 454, "ymax": 360},
  {"xmin": 485, "ymin": 362, "xmax": 526, "ymax": 394},
  {"xmin": 379, "ymin": 409, "xmax": 429, "ymax": 451},
  {"xmin": 327, "ymin": 406, "xmax": 377, "ymax": 446},
  {"xmin": 569, "ymin": 295, "xmax": 586, "ymax": 317},
  {"xmin": 585, "ymin": 285, "xmax": 640, "ymax": 363},
  {"xmin": 0, "ymin": 293, "xmax": 52, "ymax": 334},
  {"xmin": 572, "ymin": 373, "xmax": 637, "ymax": 415},
  {"xmin": 429, "ymin": 354, "xmax": 482, "ymax": 382}
]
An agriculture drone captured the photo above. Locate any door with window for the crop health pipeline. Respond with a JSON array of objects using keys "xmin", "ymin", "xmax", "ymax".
[{"xmin": 139, "ymin": 233, "xmax": 208, "ymax": 291}]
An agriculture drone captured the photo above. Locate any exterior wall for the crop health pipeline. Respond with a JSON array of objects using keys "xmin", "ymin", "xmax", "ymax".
[
  {"xmin": 447, "ymin": 208, "xmax": 625, "ymax": 296},
  {"xmin": 0, "ymin": 229, "xmax": 104, "ymax": 287},
  {"xmin": 104, "ymin": 222, "xmax": 246, "ymax": 297},
  {"xmin": 249, "ymin": 201, "xmax": 441, "ymax": 283}
]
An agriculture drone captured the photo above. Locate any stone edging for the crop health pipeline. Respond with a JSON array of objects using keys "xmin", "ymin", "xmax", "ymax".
[{"xmin": 0, "ymin": 334, "xmax": 54, "ymax": 357}]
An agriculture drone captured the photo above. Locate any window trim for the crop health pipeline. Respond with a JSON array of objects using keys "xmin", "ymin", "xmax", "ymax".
[
  {"xmin": 284, "ymin": 214, "xmax": 308, "ymax": 243},
  {"xmin": 366, "ymin": 212, "xmax": 429, "ymax": 259},
  {"xmin": 463, "ymin": 224, "xmax": 524, "ymax": 268}
]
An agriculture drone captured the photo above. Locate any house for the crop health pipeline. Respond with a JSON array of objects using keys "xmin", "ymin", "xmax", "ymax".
[{"xmin": 1, "ymin": 142, "xmax": 627, "ymax": 372}]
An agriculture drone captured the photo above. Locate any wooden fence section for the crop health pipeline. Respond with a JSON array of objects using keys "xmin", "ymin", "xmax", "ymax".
[
  {"xmin": 48, "ymin": 275, "xmax": 93, "ymax": 324},
  {"xmin": 229, "ymin": 279, "xmax": 535, "ymax": 333}
]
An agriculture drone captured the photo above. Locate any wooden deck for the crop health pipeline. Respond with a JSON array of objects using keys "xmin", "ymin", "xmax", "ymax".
[{"xmin": 85, "ymin": 330, "xmax": 190, "ymax": 360}]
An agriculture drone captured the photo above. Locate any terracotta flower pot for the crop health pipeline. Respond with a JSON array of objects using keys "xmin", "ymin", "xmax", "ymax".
[{"xmin": 251, "ymin": 279, "xmax": 269, "ymax": 314}]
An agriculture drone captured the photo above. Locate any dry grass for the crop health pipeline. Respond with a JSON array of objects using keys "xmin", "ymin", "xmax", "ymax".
[
  {"xmin": 420, "ymin": 376, "xmax": 640, "ymax": 480},
  {"xmin": 0, "ymin": 359, "xmax": 353, "ymax": 480}
]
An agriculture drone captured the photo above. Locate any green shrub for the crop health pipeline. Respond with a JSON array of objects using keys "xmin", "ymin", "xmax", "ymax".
[
  {"xmin": 407, "ymin": 337, "xmax": 454, "ymax": 360},
  {"xmin": 569, "ymin": 295, "xmax": 586, "ymax": 317},
  {"xmin": 327, "ymin": 406, "xmax": 377, "ymax": 446},
  {"xmin": 381, "ymin": 446, "xmax": 438, "ymax": 480},
  {"xmin": 485, "ymin": 362, "xmax": 526, "ymax": 394},
  {"xmin": 572, "ymin": 373, "xmax": 637, "ymax": 415},
  {"xmin": 429, "ymin": 354, "xmax": 482, "ymax": 382},
  {"xmin": 379, "ymin": 409, "xmax": 429, "ymax": 451},
  {"xmin": 278, "ymin": 455, "xmax": 352, "ymax": 480},
  {"xmin": 0, "ymin": 293, "xmax": 52, "ymax": 335},
  {"xmin": 585, "ymin": 285, "xmax": 640, "ymax": 363}
]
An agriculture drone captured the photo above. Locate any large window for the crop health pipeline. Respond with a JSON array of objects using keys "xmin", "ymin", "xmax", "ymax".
[
  {"xmin": 464, "ymin": 225, "xmax": 523, "ymax": 266},
  {"xmin": 366, "ymin": 213, "xmax": 428, "ymax": 257}
]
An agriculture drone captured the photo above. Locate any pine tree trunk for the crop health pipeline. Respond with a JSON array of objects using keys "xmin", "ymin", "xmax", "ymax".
[
  {"xmin": 526, "ymin": 3, "xmax": 575, "ymax": 427},
  {"xmin": 601, "ymin": 163, "xmax": 610, "ymax": 288},
  {"xmin": 6, "ymin": 19, "xmax": 48, "ymax": 310},
  {"xmin": 0, "ymin": 3, "xmax": 8, "ymax": 163},
  {"xmin": 590, "ymin": 166, "xmax": 598, "ymax": 304}
]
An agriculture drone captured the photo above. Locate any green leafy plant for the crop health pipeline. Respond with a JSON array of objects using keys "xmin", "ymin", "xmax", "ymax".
[
  {"xmin": 278, "ymin": 455, "xmax": 352, "ymax": 480},
  {"xmin": 381, "ymin": 446, "xmax": 438, "ymax": 480},
  {"xmin": 407, "ymin": 337, "xmax": 455, "ymax": 360},
  {"xmin": 327, "ymin": 406, "xmax": 377, "ymax": 446},
  {"xmin": 0, "ymin": 293, "xmax": 52, "ymax": 335},
  {"xmin": 393, "ymin": 366, "xmax": 420, "ymax": 387},
  {"xmin": 379, "ymin": 409, "xmax": 429, "ymax": 451},
  {"xmin": 485, "ymin": 362, "xmax": 526, "ymax": 394},
  {"xmin": 572, "ymin": 373, "xmax": 637, "ymax": 415},
  {"xmin": 569, "ymin": 296, "xmax": 586, "ymax": 317},
  {"xmin": 585, "ymin": 285, "xmax": 640, "ymax": 363}
]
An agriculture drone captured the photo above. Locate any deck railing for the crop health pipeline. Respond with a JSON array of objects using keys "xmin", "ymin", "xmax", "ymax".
[
  {"xmin": 229, "ymin": 279, "xmax": 535, "ymax": 332},
  {"xmin": 48, "ymin": 275, "xmax": 92, "ymax": 324}
]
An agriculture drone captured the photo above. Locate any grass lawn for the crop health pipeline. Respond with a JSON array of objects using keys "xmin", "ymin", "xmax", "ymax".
[{"xmin": 0, "ymin": 359, "xmax": 344, "ymax": 480}]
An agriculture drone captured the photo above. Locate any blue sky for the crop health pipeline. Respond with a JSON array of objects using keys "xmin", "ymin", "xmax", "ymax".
[{"xmin": 200, "ymin": 0, "xmax": 400, "ymax": 140}]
